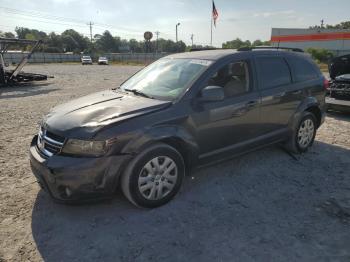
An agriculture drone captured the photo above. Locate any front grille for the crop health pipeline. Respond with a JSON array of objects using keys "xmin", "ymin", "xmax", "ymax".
[
  {"xmin": 329, "ymin": 82, "xmax": 350, "ymax": 100},
  {"xmin": 37, "ymin": 127, "xmax": 65, "ymax": 157},
  {"xmin": 46, "ymin": 130, "xmax": 65, "ymax": 143}
]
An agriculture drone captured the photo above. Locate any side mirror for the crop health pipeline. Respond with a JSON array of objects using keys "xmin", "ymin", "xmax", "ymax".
[{"xmin": 198, "ymin": 86, "xmax": 224, "ymax": 102}]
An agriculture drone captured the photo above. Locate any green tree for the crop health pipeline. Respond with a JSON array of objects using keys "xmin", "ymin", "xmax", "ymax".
[
  {"xmin": 306, "ymin": 48, "xmax": 334, "ymax": 63},
  {"xmin": 61, "ymin": 29, "xmax": 89, "ymax": 53},
  {"xmin": 129, "ymin": 39, "xmax": 142, "ymax": 53},
  {"xmin": 325, "ymin": 21, "xmax": 350, "ymax": 29},
  {"xmin": 252, "ymin": 39, "xmax": 263, "ymax": 46},
  {"xmin": 310, "ymin": 20, "xmax": 350, "ymax": 29},
  {"xmin": 95, "ymin": 31, "xmax": 120, "ymax": 53},
  {"xmin": 222, "ymin": 38, "xmax": 248, "ymax": 49},
  {"xmin": 44, "ymin": 32, "xmax": 63, "ymax": 53},
  {"xmin": 0, "ymin": 31, "xmax": 15, "ymax": 38},
  {"xmin": 15, "ymin": 27, "xmax": 47, "ymax": 40}
]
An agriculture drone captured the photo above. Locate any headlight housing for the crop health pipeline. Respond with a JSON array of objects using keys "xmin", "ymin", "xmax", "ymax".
[{"xmin": 62, "ymin": 139, "xmax": 108, "ymax": 156}]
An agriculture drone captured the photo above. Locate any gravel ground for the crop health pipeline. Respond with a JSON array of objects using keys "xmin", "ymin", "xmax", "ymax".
[{"xmin": 0, "ymin": 64, "xmax": 349, "ymax": 262}]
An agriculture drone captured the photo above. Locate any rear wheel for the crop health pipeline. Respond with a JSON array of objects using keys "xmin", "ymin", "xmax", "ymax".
[
  {"xmin": 285, "ymin": 112, "xmax": 317, "ymax": 153},
  {"xmin": 121, "ymin": 143, "xmax": 185, "ymax": 208}
]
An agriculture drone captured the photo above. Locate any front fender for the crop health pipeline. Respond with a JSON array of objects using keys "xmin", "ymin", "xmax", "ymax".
[{"xmin": 120, "ymin": 125, "xmax": 200, "ymax": 167}]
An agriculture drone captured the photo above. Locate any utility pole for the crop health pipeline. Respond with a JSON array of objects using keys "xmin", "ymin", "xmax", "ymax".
[
  {"xmin": 155, "ymin": 31, "xmax": 160, "ymax": 53},
  {"xmin": 190, "ymin": 34, "xmax": 194, "ymax": 47},
  {"xmin": 87, "ymin": 21, "xmax": 94, "ymax": 42},
  {"xmin": 176, "ymin": 23, "xmax": 180, "ymax": 42},
  {"xmin": 321, "ymin": 19, "xmax": 324, "ymax": 28}
]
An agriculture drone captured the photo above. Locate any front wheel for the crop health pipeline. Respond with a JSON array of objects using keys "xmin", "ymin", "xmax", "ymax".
[
  {"xmin": 285, "ymin": 112, "xmax": 317, "ymax": 153},
  {"xmin": 121, "ymin": 143, "xmax": 185, "ymax": 208}
]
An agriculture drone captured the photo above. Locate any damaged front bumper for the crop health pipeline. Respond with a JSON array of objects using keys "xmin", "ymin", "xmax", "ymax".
[
  {"xmin": 29, "ymin": 136, "xmax": 132, "ymax": 203},
  {"xmin": 326, "ymin": 81, "xmax": 350, "ymax": 112},
  {"xmin": 326, "ymin": 97, "xmax": 350, "ymax": 113}
]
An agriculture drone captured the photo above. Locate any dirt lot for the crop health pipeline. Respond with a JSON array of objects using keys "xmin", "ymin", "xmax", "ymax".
[{"xmin": 0, "ymin": 64, "xmax": 349, "ymax": 262}]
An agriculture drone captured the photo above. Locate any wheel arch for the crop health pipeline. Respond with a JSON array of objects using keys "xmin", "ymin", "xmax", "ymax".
[
  {"xmin": 289, "ymin": 97, "xmax": 323, "ymax": 132},
  {"xmin": 305, "ymin": 105, "xmax": 322, "ymax": 128},
  {"xmin": 120, "ymin": 126, "xmax": 200, "ymax": 172},
  {"xmin": 157, "ymin": 136, "xmax": 197, "ymax": 171}
]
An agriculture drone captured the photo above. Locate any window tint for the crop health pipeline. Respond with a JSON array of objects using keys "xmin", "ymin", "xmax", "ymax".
[
  {"xmin": 256, "ymin": 57, "xmax": 291, "ymax": 90},
  {"xmin": 207, "ymin": 61, "xmax": 250, "ymax": 98},
  {"xmin": 288, "ymin": 56, "xmax": 318, "ymax": 82}
]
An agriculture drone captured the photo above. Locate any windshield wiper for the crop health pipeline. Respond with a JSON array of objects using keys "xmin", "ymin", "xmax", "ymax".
[{"xmin": 124, "ymin": 89, "xmax": 153, "ymax": 99}]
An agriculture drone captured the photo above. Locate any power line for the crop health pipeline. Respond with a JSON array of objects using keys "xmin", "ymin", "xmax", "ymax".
[
  {"xmin": 0, "ymin": 13, "xmax": 88, "ymax": 29},
  {"xmin": 0, "ymin": 6, "xmax": 144, "ymax": 35},
  {"xmin": 1, "ymin": 12, "xmax": 142, "ymax": 39},
  {"xmin": 0, "ymin": 7, "xmax": 87, "ymax": 25},
  {"xmin": 0, "ymin": 6, "xmax": 186, "ymax": 42}
]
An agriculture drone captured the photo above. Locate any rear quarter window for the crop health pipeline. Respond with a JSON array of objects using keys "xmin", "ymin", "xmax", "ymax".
[
  {"xmin": 255, "ymin": 57, "xmax": 291, "ymax": 90},
  {"xmin": 287, "ymin": 56, "xmax": 319, "ymax": 82}
]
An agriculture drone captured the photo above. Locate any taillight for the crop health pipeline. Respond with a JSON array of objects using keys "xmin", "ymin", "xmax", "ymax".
[{"xmin": 323, "ymin": 78, "xmax": 330, "ymax": 90}]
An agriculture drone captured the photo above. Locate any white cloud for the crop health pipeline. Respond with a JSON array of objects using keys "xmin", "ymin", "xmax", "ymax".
[{"xmin": 253, "ymin": 10, "xmax": 295, "ymax": 18}]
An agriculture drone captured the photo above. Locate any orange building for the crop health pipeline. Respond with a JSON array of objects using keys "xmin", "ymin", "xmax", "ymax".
[{"xmin": 271, "ymin": 28, "xmax": 350, "ymax": 56}]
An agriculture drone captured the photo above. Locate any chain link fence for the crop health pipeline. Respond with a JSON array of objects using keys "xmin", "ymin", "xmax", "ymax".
[{"xmin": 3, "ymin": 52, "xmax": 168, "ymax": 64}]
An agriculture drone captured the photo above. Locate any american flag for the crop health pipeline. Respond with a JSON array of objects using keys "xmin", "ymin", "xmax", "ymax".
[{"xmin": 212, "ymin": 1, "xmax": 219, "ymax": 27}]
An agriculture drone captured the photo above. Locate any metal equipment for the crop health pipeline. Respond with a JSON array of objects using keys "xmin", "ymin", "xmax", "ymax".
[{"xmin": 0, "ymin": 37, "xmax": 48, "ymax": 86}]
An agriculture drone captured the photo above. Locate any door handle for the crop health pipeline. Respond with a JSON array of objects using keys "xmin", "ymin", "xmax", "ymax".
[
  {"xmin": 246, "ymin": 100, "xmax": 258, "ymax": 108},
  {"xmin": 231, "ymin": 108, "xmax": 247, "ymax": 117},
  {"xmin": 292, "ymin": 90, "xmax": 302, "ymax": 95},
  {"xmin": 274, "ymin": 92, "xmax": 286, "ymax": 98}
]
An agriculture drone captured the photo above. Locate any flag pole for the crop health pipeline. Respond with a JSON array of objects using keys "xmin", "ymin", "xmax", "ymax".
[
  {"xmin": 211, "ymin": 15, "xmax": 213, "ymax": 46},
  {"xmin": 210, "ymin": 1, "xmax": 213, "ymax": 46}
]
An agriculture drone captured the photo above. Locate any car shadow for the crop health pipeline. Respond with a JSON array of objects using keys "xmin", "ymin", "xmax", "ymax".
[
  {"xmin": 0, "ymin": 82, "xmax": 58, "ymax": 99},
  {"xmin": 31, "ymin": 141, "xmax": 350, "ymax": 262},
  {"xmin": 327, "ymin": 110, "xmax": 350, "ymax": 121}
]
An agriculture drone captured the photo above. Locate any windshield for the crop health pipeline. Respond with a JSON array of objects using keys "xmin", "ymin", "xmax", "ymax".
[
  {"xmin": 83, "ymin": 56, "xmax": 91, "ymax": 59},
  {"xmin": 99, "ymin": 57, "xmax": 107, "ymax": 60},
  {"xmin": 121, "ymin": 58, "xmax": 212, "ymax": 100}
]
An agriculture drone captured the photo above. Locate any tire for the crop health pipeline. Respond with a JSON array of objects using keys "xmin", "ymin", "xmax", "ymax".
[
  {"xmin": 121, "ymin": 143, "xmax": 185, "ymax": 208},
  {"xmin": 285, "ymin": 112, "xmax": 317, "ymax": 154}
]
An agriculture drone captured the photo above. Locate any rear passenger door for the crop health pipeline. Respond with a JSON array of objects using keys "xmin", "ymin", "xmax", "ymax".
[
  {"xmin": 284, "ymin": 54, "xmax": 321, "ymax": 111},
  {"xmin": 254, "ymin": 54, "xmax": 294, "ymax": 135}
]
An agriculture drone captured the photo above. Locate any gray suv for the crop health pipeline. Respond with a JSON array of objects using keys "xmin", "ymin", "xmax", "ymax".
[{"xmin": 30, "ymin": 48, "xmax": 326, "ymax": 207}]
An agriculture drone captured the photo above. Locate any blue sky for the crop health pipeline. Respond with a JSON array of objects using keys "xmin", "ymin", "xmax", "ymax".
[{"xmin": 0, "ymin": 0, "xmax": 349, "ymax": 46}]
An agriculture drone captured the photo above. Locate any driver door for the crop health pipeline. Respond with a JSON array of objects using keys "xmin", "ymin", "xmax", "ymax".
[{"xmin": 190, "ymin": 59, "xmax": 261, "ymax": 158}]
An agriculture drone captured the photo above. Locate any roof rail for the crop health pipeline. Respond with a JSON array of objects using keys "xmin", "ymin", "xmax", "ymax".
[
  {"xmin": 189, "ymin": 47, "xmax": 218, "ymax": 52},
  {"xmin": 237, "ymin": 46, "xmax": 304, "ymax": 53}
]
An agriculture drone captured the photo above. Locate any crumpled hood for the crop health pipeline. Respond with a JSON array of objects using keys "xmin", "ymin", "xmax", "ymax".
[
  {"xmin": 329, "ymin": 54, "xmax": 350, "ymax": 79},
  {"xmin": 44, "ymin": 90, "xmax": 171, "ymax": 137}
]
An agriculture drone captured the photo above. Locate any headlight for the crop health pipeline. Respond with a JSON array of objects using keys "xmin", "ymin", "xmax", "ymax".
[{"xmin": 62, "ymin": 139, "xmax": 108, "ymax": 156}]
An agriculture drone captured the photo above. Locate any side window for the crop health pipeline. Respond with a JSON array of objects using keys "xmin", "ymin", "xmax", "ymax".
[
  {"xmin": 207, "ymin": 61, "xmax": 250, "ymax": 98},
  {"xmin": 287, "ymin": 56, "xmax": 318, "ymax": 82},
  {"xmin": 256, "ymin": 57, "xmax": 291, "ymax": 90}
]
